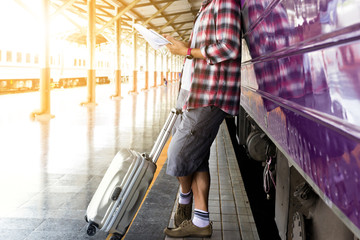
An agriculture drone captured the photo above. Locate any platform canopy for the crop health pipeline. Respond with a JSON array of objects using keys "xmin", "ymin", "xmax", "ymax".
[{"xmin": 41, "ymin": 0, "xmax": 203, "ymax": 45}]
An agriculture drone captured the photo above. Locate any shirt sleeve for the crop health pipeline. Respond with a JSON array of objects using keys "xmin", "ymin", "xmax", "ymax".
[{"xmin": 200, "ymin": 0, "xmax": 242, "ymax": 65}]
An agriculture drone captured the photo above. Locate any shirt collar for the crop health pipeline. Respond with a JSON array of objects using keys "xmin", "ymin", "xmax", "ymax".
[
  {"xmin": 201, "ymin": 0, "xmax": 212, "ymax": 10},
  {"xmin": 195, "ymin": 0, "xmax": 211, "ymax": 22}
]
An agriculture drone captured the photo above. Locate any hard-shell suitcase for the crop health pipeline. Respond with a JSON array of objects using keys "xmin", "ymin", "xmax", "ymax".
[{"xmin": 85, "ymin": 108, "xmax": 180, "ymax": 240}]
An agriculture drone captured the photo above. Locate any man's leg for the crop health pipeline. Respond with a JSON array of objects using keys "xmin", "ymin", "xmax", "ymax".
[
  {"xmin": 174, "ymin": 175, "xmax": 193, "ymax": 227},
  {"xmin": 191, "ymin": 171, "xmax": 211, "ymax": 228},
  {"xmin": 165, "ymin": 171, "xmax": 212, "ymax": 238},
  {"xmin": 175, "ymin": 172, "xmax": 211, "ymax": 228},
  {"xmin": 165, "ymin": 105, "xmax": 226, "ymax": 237},
  {"xmin": 178, "ymin": 175, "xmax": 193, "ymax": 194},
  {"xmin": 191, "ymin": 171, "xmax": 210, "ymax": 212}
]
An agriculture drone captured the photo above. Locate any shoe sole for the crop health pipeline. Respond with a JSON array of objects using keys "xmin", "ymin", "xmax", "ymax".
[{"xmin": 164, "ymin": 228, "xmax": 212, "ymax": 238}]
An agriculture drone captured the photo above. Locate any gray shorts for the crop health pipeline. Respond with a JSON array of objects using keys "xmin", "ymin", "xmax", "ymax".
[{"xmin": 166, "ymin": 90, "xmax": 226, "ymax": 176}]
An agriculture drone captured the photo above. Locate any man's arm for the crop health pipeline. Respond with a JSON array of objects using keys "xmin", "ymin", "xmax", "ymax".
[
  {"xmin": 200, "ymin": 0, "xmax": 241, "ymax": 65},
  {"xmin": 164, "ymin": 35, "xmax": 205, "ymax": 59}
]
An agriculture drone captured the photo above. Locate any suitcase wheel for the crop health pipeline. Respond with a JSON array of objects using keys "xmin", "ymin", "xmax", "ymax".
[
  {"xmin": 110, "ymin": 233, "xmax": 123, "ymax": 240},
  {"xmin": 86, "ymin": 222, "xmax": 97, "ymax": 236}
]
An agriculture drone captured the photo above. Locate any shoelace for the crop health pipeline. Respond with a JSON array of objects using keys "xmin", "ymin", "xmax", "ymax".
[{"xmin": 180, "ymin": 220, "xmax": 192, "ymax": 228}]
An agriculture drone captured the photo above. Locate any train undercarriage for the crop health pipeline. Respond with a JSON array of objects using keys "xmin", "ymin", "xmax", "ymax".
[{"xmin": 237, "ymin": 107, "xmax": 359, "ymax": 240}]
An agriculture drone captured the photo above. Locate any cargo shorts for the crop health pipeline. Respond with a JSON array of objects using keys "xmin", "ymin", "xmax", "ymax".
[{"xmin": 166, "ymin": 90, "xmax": 227, "ymax": 177}]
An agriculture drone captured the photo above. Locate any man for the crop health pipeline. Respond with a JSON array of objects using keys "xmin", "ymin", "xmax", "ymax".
[{"xmin": 163, "ymin": 0, "xmax": 241, "ymax": 238}]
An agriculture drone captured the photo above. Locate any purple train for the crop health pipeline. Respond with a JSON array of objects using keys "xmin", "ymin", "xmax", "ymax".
[{"xmin": 238, "ymin": 0, "xmax": 360, "ymax": 239}]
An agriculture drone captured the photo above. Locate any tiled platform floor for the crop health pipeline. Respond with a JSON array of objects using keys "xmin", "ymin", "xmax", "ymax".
[{"xmin": 0, "ymin": 81, "xmax": 259, "ymax": 240}]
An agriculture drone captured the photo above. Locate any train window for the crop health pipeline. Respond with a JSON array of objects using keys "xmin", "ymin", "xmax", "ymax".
[
  {"xmin": 78, "ymin": 59, "xmax": 82, "ymax": 66},
  {"xmin": 50, "ymin": 56, "xmax": 54, "ymax": 65},
  {"xmin": 26, "ymin": 53, "xmax": 31, "ymax": 63},
  {"xmin": 6, "ymin": 51, "xmax": 12, "ymax": 62},
  {"xmin": 34, "ymin": 54, "xmax": 39, "ymax": 64},
  {"xmin": 74, "ymin": 59, "xmax": 77, "ymax": 66},
  {"xmin": 16, "ymin": 52, "xmax": 22, "ymax": 63},
  {"xmin": 83, "ymin": 59, "xmax": 85, "ymax": 66}
]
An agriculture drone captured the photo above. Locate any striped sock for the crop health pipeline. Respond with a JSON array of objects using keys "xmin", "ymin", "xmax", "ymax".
[
  {"xmin": 192, "ymin": 209, "xmax": 210, "ymax": 228},
  {"xmin": 178, "ymin": 190, "xmax": 192, "ymax": 204}
]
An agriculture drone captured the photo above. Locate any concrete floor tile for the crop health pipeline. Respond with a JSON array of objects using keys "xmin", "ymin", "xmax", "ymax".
[
  {"xmin": 0, "ymin": 229, "xmax": 32, "ymax": 240},
  {"xmin": 212, "ymin": 221, "xmax": 222, "ymax": 231},
  {"xmin": 210, "ymin": 213, "xmax": 221, "ymax": 221},
  {"xmin": 223, "ymin": 230, "xmax": 241, "ymax": 240},
  {"xmin": 206, "ymin": 230, "xmax": 222, "ymax": 240},
  {"xmin": 222, "ymin": 221, "xmax": 240, "ymax": 231},
  {"xmin": 0, "ymin": 218, "xmax": 44, "ymax": 230},
  {"xmin": 34, "ymin": 218, "xmax": 85, "ymax": 232},
  {"xmin": 221, "ymin": 214, "xmax": 238, "ymax": 222}
]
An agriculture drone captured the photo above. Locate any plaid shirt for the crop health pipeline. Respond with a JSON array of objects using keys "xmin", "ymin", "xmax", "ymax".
[{"xmin": 183, "ymin": 0, "xmax": 242, "ymax": 116}]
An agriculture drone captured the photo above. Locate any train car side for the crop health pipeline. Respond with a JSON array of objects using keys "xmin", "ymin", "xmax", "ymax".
[
  {"xmin": 239, "ymin": 0, "xmax": 360, "ymax": 239},
  {"xmin": 0, "ymin": 43, "xmax": 113, "ymax": 93}
]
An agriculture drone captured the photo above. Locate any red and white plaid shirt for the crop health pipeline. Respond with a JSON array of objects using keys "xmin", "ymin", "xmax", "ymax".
[{"xmin": 183, "ymin": 0, "xmax": 242, "ymax": 116}]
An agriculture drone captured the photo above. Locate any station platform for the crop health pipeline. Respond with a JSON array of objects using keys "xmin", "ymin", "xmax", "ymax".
[{"xmin": 0, "ymin": 82, "xmax": 259, "ymax": 240}]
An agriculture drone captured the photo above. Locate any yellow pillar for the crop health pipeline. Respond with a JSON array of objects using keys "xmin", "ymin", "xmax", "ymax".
[
  {"xmin": 166, "ymin": 54, "xmax": 169, "ymax": 84},
  {"xmin": 152, "ymin": 50, "xmax": 157, "ymax": 87},
  {"xmin": 142, "ymin": 42, "xmax": 149, "ymax": 91},
  {"xmin": 160, "ymin": 53, "xmax": 164, "ymax": 86},
  {"xmin": 111, "ymin": 7, "xmax": 122, "ymax": 99},
  {"xmin": 82, "ymin": 0, "xmax": 97, "ymax": 106},
  {"xmin": 176, "ymin": 56, "xmax": 179, "ymax": 81},
  {"xmin": 171, "ymin": 55, "xmax": 174, "ymax": 82},
  {"xmin": 32, "ymin": 0, "xmax": 54, "ymax": 120},
  {"xmin": 129, "ymin": 32, "xmax": 138, "ymax": 94},
  {"xmin": 177, "ymin": 56, "xmax": 181, "ymax": 81}
]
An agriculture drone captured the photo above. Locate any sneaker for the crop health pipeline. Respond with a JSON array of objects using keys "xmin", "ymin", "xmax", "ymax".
[
  {"xmin": 174, "ymin": 201, "xmax": 192, "ymax": 227},
  {"xmin": 164, "ymin": 220, "xmax": 212, "ymax": 238}
]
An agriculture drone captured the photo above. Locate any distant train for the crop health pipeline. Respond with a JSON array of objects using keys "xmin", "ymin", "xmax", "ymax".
[
  {"xmin": 0, "ymin": 42, "xmax": 128, "ymax": 93},
  {"xmin": 238, "ymin": 0, "xmax": 360, "ymax": 239}
]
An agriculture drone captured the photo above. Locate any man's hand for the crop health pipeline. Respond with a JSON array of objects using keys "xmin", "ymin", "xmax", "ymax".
[{"xmin": 164, "ymin": 35, "xmax": 188, "ymax": 56}]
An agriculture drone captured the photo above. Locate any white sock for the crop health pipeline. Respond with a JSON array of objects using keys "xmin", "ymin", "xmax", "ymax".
[
  {"xmin": 178, "ymin": 189, "xmax": 192, "ymax": 204},
  {"xmin": 192, "ymin": 209, "xmax": 209, "ymax": 228}
]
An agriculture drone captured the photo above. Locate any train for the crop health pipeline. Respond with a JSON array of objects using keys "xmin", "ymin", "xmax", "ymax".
[
  {"xmin": 237, "ymin": 0, "xmax": 360, "ymax": 239},
  {"xmin": 0, "ymin": 41, "xmax": 127, "ymax": 94}
]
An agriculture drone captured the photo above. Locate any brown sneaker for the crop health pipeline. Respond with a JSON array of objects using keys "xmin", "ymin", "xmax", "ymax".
[
  {"xmin": 174, "ymin": 201, "xmax": 192, "ymax": 227},
  {"xmin": 164, "ymin": 220, "xmax": 212, "ymax": 238}
]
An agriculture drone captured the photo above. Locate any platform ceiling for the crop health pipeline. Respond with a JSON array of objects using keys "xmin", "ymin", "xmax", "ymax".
[{"xmin": 49, "ymin": 0, "xmax": 203, "ymax": 45}]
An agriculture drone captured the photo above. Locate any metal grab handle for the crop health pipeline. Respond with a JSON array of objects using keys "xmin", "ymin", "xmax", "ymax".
[{"xmin": 149, "ymin": 108, "xmax": 181, "ymax": 163}]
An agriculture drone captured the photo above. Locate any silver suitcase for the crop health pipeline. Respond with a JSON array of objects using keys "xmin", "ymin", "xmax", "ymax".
[{"xmin": 85, "ymin": 108, "xmax": 180, "ymax": 240}]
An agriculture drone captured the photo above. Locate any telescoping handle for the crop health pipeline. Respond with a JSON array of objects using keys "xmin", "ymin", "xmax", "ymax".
[{"xmin": 149, "ymin": 108, "xmax": 181, "ymax": 164}]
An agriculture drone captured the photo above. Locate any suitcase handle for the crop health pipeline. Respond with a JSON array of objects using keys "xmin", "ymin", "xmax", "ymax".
[
  {"xmin": 111, "ymin": 187, "xmax": 122, "ymax": 201},
  {"xmin": 149, "ymin": 108, "xmax": 181, "ymax": 163}
]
